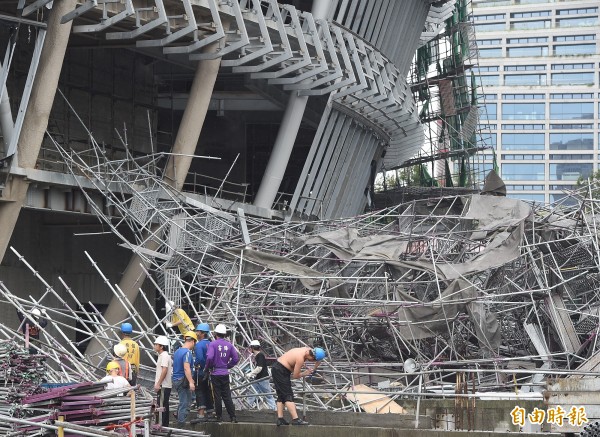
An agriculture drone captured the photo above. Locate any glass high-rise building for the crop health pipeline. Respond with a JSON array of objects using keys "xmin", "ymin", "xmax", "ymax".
[{"xmin": 472, "ymin": 0, "xmax": 599, "ymax": 204}]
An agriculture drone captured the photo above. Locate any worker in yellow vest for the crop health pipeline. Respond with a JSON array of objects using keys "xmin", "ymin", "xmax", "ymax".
[{"xmin": 119, "ymin": 322, "xmax": 139, "ymax": 385}]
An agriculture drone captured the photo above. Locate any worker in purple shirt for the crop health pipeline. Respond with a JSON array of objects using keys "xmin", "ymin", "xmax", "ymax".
[{"xmin": 205, "ymin": 324, "xmax": 239, "ymax": 423}]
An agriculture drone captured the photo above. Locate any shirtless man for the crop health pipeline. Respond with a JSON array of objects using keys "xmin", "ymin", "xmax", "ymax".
[{"xmin": 272, "ymin": 346, "xmax": 326, "ymax": 426}]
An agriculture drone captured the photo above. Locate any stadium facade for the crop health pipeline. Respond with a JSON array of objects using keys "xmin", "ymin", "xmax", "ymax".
[{"xmin": 0, "ymin": 0, "xmax": 471, "ymax": 340}]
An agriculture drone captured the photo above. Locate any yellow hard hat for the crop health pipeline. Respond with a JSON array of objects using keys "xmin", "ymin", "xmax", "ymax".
[
  {"xmin": 183, "ymin": 331, "xmax": 198, "ymax": 341},
  {"xmin": 106, "ymin": 361, "xmax": 120, "ymax": 373}
]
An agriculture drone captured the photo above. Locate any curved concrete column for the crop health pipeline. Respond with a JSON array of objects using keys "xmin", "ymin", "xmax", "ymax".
[
  {"xmin": 84, "ymin": 41, "xmax": 223, "ymax": 361},
  {"xmin": 0, "ymin": 70, "xmax": 14, "ymax": 155},
  {"xmin": 252, "ymin": 0, "xmax": 333, "ymax": 210},
  {"xmin": 0, "ymin": 0, "xmax": 78, "ymax": 262}
]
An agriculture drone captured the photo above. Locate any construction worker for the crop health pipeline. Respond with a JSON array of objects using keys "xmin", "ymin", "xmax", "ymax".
[
  {"xmin": 205, "ymin": 324, "xmax": 239, "ymax": 423},
  {"xmin": 153, "ymin": 335, "xmax": 172, "ymax": 428},
  {"xmin": 172, "ymin": 331, "xmax": 196, "ymax": 427},
  {"xmin": 113, "ymin": 343, "xmax": 134, "ymax": 385},
  {"xmin": 246, "ymin": 340, "xmax": 276, "ymax": 410},
  {"xmin": 272, "ymin": 346, "xmax": 326, "ymax": 426},
  {"xmin": 16, "ymin": 308, "xmax": 48, "ymax": 354},
  {"xmin": 165, "ymin": 301, "xmax": 195, "ymax": 335},
  {"xmin": 100, "ymin": 361, "xmax": 131, "ymax": 392},
  {"xmin": 119, "ymin": 322, "xmax": 139, "ymax": 385},
  {"xmin": 191, "ymin": 323, "xmax": 214, "ymax": 423}
]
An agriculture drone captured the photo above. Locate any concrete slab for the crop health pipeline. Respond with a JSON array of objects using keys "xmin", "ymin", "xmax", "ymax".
[{"xmin": 182, "ymin": 421, "xmax": 562, "ymax": 437}]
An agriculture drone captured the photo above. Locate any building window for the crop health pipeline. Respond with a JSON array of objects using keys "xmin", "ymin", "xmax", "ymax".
[
  {"xmin": 508, "ymin": 193, "xmax": 546, "ymax": 202},
  {"xmin": 502, "ymin": 154, "xmax": 544, "ymax": 160},
  {"xmin": 479, "ymin": 75, "xmax": 500, "ymax": 85},
  {"xmin": 502, "ymin": 103, "xmax": 545, "ymax": 120},
  {"xmin": 477, "ymin": 39, "xmax": 502, "ymax": 46},
  {"xmin": 507, "ymin": 185, "xmax": 544, "ymax": 190},
  {"xmin": 550, "ymin": 185, "xmax": 577, "ymax": 190},
  {"xmin": 507, "ymin": 46, "xmax": 548, "ymax": 57},
  {"xmin": 553, "ymin": 44, "xmax": 596, "ymax": 56},
  {"xmin": 474, "ymin": 66, "xmax": 499, "ymax": 73},
  {"xmin": 507, "ymin": 37, "xmax": 548, "ymax": 44},
  {"xmin": 550, "ymin": 124, "xmax": 593, "ymax": 129},
  {"xmin": 550, "ymin": 163, "xmax": 593, "ymax": 181},
  {"xmin": 503, "ymin": 94, "xmax": 545, "ymax": 100},
  {"xmin": 510, "ymin": 20, "xmax": 550, "ymax": 30},
  {"xmin": 473, "ymin": 13, "xmax": 506, "ymax": 21},
  {"xmin": 556, "ymin": 8, "xmax": 598, "ymax": 15},
  {"xmin": 504, "ymin": 65, "xmax": 545, "ymax": 71},
  {"xmin": 479, "ymin": 48, "xmax": 503, "ymax": 58},
  {"xmin": 504, "ymin": 74, "xmax": 547, "ymax": 86},
  {"xmin": 482, "ymin": 94, "xmax": 498, "ymax": 100},
  {"xmin": 479, "ymin": 103, "xmax": 497, "ymax": 120},
  {"xmin": 502, "ymin": 133, "xmax": 545, "ymax": 150},
  {"xmin": 550, "ymin": 154, "xmax": 594, "ymax": 160},
  {"xmin": 502, "ymin": 163, "xmax": 545, "ymax": 180},
  {"xmin": 511, "ymin": 11, "xmax": 550, "ymax": 18},
  {"xmin": 502, "ymin": 124, "xmax": 544, "ymax": 130},
  {"xmin": 475, "ymin": 23, "xmax": 507, "ymax": 32},
  {"xmin": 554, "ymin": 35, "xmax": 595, "ymax": 42},
  {"xmin": 551, "ymin": 93, "xmax": 593, "ymax": 99},
  {"xmin": 549, "ymin": 102, "xmax": 593, "ymax": 120},
  {"xmin": 551, "ymin": 72, "xmax": 595, "ymax": 85},
  {"xmin": 550, "ymin": 194, "xmax": 578, "ymax": 205},
  {"xmin": 551, "ymin": 63, "xmax": 594, "ymax": 70},
  {"xmin": 477, "ymin": 132, "xmax": 497, "ymax": 148},
  {"xmin": 556, "ymin": 17, "xmax": 599, "ymax": 28},
  {"xmin": 549, "ymin": 132, "xmax": 594, "ymax": 150}
]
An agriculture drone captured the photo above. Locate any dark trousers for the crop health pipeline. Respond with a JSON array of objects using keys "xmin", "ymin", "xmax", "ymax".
[
  {"xmin": 157, "ymin": 387, "xmax": 171, "ymax": 427},
  {"xmin": 195, "ymin": 377, "xmax": 214, "ymax": 412},
  {"xmin": 211, "ymin": 374, "xmax": 235, "ymax": 419}
]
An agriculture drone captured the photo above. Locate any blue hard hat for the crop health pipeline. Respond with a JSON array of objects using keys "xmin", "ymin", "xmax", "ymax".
[
  {"xmin": 120, "ymin": 322, "xmax": 133, "ymax": 334},
  {"xmin": 313, "ymin": 347, "xmax": 326, "ymax": 361},
  {"xmin": 196, "ymin": 323, "xmax": 210, "ymax": 332}
]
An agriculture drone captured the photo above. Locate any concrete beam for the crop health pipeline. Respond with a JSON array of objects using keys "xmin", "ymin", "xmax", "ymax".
[{"xmin": 0, "ymin": 0, "xmax": 77, "ymax": 262}]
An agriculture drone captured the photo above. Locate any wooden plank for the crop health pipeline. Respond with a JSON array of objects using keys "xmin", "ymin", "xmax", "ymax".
[{"xmin": 346, "ymin": 384, "xmax": 407, "ymax": 414}]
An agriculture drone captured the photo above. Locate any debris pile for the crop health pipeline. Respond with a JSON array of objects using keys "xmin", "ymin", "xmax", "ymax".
[{"xmin": 3, "ymin": 139, "xmax": 600, "ymax": 415}]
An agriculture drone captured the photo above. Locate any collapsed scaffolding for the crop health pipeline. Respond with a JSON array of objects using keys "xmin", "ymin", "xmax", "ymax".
[{"xmin": 2, "ymin": 129, "xmax": 600, "ymax": 416}]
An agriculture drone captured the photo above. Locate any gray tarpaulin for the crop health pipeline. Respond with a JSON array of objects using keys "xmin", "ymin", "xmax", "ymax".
[
  {"xmin": 370, "ymin": 278, "xmax": 501, "ymax": 349},
  {"xmin": 224, "ymin": 248, "xmax": 342, "ymax": 291},
  {"xmin": 301, "ymin": 227, "xmax": 408, "ymax": 261},
  {"xmin": 386, "ymin": 222, "xmax": 524, "ymax": 281},
  {"xmin": 464, "ymin": 194, "xmax": 531, "ymax": 239}
]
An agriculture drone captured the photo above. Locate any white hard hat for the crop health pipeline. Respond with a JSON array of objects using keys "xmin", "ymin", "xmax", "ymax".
[
  {"xmin": 154, "ymin": 335, "xmax": 169, "ymax": 347},
  {"xmin": 113, "ymin": 343, "xmax": 127, "ymax": 358},
  {"xmin": 31, "ymin": 308, "xmax": 41, "ymax": 318},
  {"xmin": 250, "ymin": 340, "xmax": 260, "ymax": 347},
  {"xmin": 165, "ymin": 300, "xmax": 174, "ymax": 312},
  {"xmin": 214, "ymin": 324, "xmax": 227, "ymax": 335}
]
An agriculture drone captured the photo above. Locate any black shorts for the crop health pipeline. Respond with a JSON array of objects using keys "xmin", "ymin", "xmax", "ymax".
[{"xmin": 272, "ymin": 361, "xmax": 294, "ymax": 403}]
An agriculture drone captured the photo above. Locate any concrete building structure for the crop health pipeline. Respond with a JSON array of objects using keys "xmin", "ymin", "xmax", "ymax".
[
  {"xmin": 0, "ymin": 0, "xmax": 469, "ymax": 352},
  {"xmin": 472, "ymin": 0, "xmax": 600, "ymax": 204}
]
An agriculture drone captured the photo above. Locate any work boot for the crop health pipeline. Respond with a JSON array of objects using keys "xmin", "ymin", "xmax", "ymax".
[
  {"xmin": 190, "ymin": 416, "xmax": 206, "ymax": 424},
  {"xmin": 231, "ymin": 416, "xmax": 238, "ymax": 423},
  {"xmin": 291, "ymin": 418, "xmax": 309, "ymax": 425},
  {"xmin": 276, "ymin": 417, "xmax": 290, "ymax": 426}
]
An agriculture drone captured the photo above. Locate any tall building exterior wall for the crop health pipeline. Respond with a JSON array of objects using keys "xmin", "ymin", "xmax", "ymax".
[{"xmin": 472, "ymin": 0, "xmax": 600, "ymax": 204}]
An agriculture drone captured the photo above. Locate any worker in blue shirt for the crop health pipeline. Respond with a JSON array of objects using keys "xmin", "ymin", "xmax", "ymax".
[
  {"xmin": 191, "ymin": 323, "xmax": 214, "ymax": 423},
  {"xmin": 172, "ymin": 331, "xmax": 197, "ymax": 426}
]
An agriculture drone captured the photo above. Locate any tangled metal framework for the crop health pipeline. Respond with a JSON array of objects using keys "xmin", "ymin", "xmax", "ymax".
[{"xmin": 4, "ymin": 138, "xmax": 600, "ymax": 415}]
